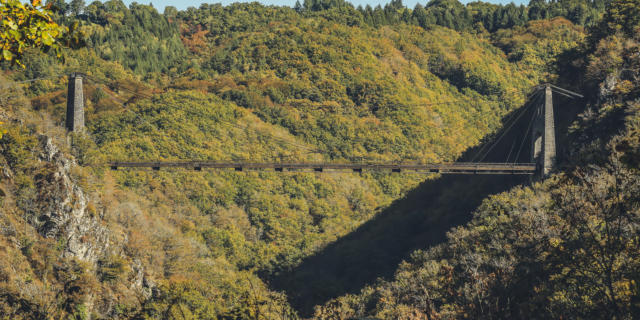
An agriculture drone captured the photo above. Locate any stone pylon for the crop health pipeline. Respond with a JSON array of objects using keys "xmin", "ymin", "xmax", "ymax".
[
  {"xmin": 66, "ymin": 73, "xmax": 84, "ymax": 132},
  {"xmin": 531, "ymin": 84, "xmax": 556, "ymax": 178}
]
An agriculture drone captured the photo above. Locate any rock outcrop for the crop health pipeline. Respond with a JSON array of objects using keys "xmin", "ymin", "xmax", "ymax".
[{"xmin": 34, "ymin": 135, "xmax": 109, "ymax": 263}]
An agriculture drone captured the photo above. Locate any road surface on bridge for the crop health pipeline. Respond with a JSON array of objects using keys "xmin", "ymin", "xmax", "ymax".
[{"xmin": 106, "ymin": 161, "xmax": 536, "ymax": 174}]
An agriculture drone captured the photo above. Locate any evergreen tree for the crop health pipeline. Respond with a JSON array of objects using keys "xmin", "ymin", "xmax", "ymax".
[
  {"xmin": 412, "ymin": 3, "xmax": 429, "ymax": 28},
  {"xmin": 69, "ymin": 0, "xmax": 85, "ymax": 16}
]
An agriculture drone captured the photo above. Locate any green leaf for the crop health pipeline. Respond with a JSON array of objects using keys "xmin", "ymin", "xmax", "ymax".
[
  {"xmin": 9, "ymin": 30, "xmax": 21, "ymax": 39},
  {"xmin": 2, "ymin": 49, "xmax": 14, "ymax": 61},
  {"xmin": 42, "ymin": 33, "xmax": 53, "ymax": 46}
]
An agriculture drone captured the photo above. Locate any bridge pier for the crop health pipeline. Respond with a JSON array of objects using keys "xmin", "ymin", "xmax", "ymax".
[
  {"xmin": 531, "ymin": 84, "xmax": 556, "ymax": 179},
  {"xmin": 66, "ymin": 73, "xmax": 85, "ymax": 132}
]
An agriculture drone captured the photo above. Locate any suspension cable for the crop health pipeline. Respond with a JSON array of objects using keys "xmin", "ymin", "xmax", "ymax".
[
  {"xmin": 85, "ymin": 81, "xmax": 129, "ymax": 107},
  {"xmin": 0, "ymin": 74, "xmax": 64, "ymax": 89},
  {"xmin": 36, "ymin": 72, "xmax": 553, "ymax": 164},
  {"xmin": 475, "ymin": 90, "xmax": 542, "ymax": 162},
  {"xmin": 505, "ymin": 139, "xmax": 517, "ymax": 163},
  {"xmin": 87, "ymin": 80, "xmax": 323, "ymax": 158},
  {"xmin": 469, "ymin": 90, "xmax": 538, "ymax": 162},
  {"xmin": 84, "ymin": 74, "xmax": 154, "ymax": 100},
  {"xmin": 512, "ymin": 91, "xmax": 544, "ymax": 164}
]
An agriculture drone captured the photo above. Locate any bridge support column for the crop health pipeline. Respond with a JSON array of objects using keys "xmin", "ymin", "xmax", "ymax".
[
  {"xmin": 66, "ymin": 73, "xmax": 85, "ymax": 132},
  {"xmin": 531, "ymin": 84, "xmax": 556, "ymax": 178}
]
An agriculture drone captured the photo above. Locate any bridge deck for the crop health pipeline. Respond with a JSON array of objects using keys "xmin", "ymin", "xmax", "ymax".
[{"xmin": 106, "ymin": 161, "xmax": 536, "ymax": 174}]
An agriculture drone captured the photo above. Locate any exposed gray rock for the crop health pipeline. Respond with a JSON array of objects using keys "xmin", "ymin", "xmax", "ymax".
[
  {"xmin": 599, "ymin": 74, "xmax": 618, "ymax": 101},
  {"xmin": 1, "ymin": 165, "xmax": 12, "ymax": 179},
  {"xmin": 34, "ymin": 135, "xmax": 109, "ymax": 263},
  {"xmin": 131, "ymin": 259, "xmax": 154, "ymax": 299}
]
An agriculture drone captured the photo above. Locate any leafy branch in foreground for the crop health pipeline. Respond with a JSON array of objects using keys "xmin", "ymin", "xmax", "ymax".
[{"xmin": 0, "ymin": 0, "xmax": 81, "ymax": 67}]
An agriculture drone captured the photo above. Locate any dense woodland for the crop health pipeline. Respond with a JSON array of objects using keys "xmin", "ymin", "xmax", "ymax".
[{"xmin": 0, "ymin": 0, "xmax": 638, "ymax": 318}]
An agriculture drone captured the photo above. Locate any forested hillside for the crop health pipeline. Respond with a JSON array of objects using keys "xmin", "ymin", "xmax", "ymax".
[
  {"xmin": 1, "ymin": 0, "xmax": 637, "ymax": 318},
  {"xmin": 315, "ymin": 0, "xmax": 640, "ymax": 318}
]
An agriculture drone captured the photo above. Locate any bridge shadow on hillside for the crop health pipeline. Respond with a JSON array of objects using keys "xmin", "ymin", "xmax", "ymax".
[
  {"xmin": 270, "ymin": 91, "xmax": 584, "ymax": 316},
  {"xmin": 271, "ymin": 174, "xmax": 527, "ymax": 315}
]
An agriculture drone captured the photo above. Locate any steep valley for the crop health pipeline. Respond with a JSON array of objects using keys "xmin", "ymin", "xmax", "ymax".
[{"xmin": 1, "ymin": 0, "xmax": 639, "ymax": 318}]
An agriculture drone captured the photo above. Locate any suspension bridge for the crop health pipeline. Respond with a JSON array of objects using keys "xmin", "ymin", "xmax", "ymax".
[{"xmin": 14, "ymin": 73, "xmax": 583, "ymax": 177}]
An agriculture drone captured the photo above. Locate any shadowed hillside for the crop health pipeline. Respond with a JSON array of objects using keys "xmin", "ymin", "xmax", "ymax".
[
  {"xmin": 272, "ymin": 173, "xmax": 527, "ymax": 315},
  {"xmin": 272, "ymin": 90, "xmax": 585, "ymax": 315}
]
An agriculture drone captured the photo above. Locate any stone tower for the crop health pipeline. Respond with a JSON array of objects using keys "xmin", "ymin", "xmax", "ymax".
[
  {"xmin": 531, "ymin": 84, "xmax": 556, "ymax": 178},
  {"xmin": 66, "ymin": 73, "xmax": 84, "ymax": 132}
]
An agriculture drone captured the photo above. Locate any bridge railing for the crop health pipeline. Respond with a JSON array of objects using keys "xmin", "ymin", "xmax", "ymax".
[{"xmin": 104, "ymin": 161, "xmax": 536, "ymax": 175}]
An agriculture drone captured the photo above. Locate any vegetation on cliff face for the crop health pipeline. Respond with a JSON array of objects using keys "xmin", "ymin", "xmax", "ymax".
[{"xmin": 1, "ymin": 0, "xmax": 636, "ymax": 318}]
